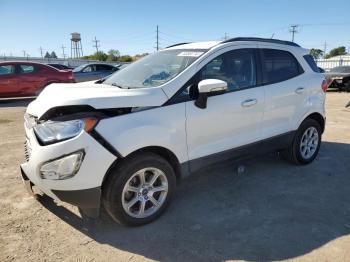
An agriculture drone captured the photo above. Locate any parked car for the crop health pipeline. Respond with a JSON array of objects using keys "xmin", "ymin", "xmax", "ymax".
[
  {"xmin": 73, "ymin": 63, "xmax": 119, "ymax": 82},
  {"xmin": 21, "ymin": 38, "xmax": 326, "ymax": 226},
  {"xmin": 0, "ymin": 61, "xmax": 74, "ymax": 98},
  {"xmin": 325, "ymin": 66, "xmax": 350, "ymax": 92},
  {"xmin": 47, "ymin": 63, "xmax": 72, "ymax": 71}
]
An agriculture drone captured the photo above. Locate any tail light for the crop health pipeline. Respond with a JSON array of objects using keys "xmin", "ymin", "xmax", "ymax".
[
  {"xmin": 67, "ymin": 71, "xmax": 74, "ymax": 80},
  {"xmin": 321, "ymin": 79, "xmax": 329, "ymax": 93}
]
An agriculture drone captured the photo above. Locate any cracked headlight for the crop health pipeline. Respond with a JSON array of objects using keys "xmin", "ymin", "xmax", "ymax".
[
  {"xmin": 34, "ymin": 118, "xmax": 97, "ymax": 145},
  {"xmin": 40, "ymin": 150, "xmax": 84, "ymax": 180}
]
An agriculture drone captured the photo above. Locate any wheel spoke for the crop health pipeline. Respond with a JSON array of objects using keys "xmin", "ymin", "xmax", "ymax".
[
  {"xmin": 149, "ymin": 196, "xmax": 160, "ymax": 207},
  {"xmin": 139, "ymin": 200, "xmax": 146, "ymax": 215},
  {"xmin": 126, "ymin": 185, "xmax": 139, "ymax": 193},
  {"xmin": 138, "ymin": 171, "xmax": 146, "ymax": 185},
  {"xmin": 149, "ymin": 172, "xmax": 160, "ymax": 186},
  {"xmin": 126, "ymin": 197, "xmax": 139, "ymax": 210},
  {"xmin": 153, "ymin": 184, "xmax": 167, "ymax": 193}
]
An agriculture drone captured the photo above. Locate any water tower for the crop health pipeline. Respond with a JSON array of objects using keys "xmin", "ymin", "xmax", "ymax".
[{"xmin": 70, "ymin": 32, "xmax": 83, "ymax": 58}]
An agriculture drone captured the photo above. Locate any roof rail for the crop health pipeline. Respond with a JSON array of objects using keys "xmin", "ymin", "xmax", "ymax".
[
  {"xmin": 165, "ymin": 42, "xmax": 192, "ymax": 48},
  {"xmin": 221, "ymin": 37, "xmax": 300, "ymax": 47}
]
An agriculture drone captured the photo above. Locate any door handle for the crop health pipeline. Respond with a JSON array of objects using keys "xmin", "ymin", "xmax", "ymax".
[
  {"xmin": 241, "ymin": 99, "xmax": 257, "ymax": 107},
  {"xmin": 295, "ymin": 87, "xmax": 305, "ymax": 94}
]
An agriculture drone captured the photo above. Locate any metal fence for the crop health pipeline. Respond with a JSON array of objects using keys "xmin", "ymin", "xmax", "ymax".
[
  {"xmin": 0, "ymin": 56, "xmax": 129, "ymax": 68},
  {"xmin": 316, "ymin": 58, "xmax": 350, "ymax": 71}
]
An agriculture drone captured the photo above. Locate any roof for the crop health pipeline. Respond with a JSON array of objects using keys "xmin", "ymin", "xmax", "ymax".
[
  {"xmin": 166, "ymin": 41, "xmax": 220, "ymax": 50},
  {"xmin": 166, "ymin": 37, "xmax": 301, "ymax": 50}
]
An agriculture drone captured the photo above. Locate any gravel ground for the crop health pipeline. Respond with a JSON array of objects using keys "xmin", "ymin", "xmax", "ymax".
[{"xmin": 0, "ymin": 93, "xmax": 349, "ymax": 262}]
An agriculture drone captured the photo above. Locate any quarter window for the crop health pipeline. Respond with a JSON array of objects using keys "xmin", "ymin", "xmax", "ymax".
[
  {"xmin": 200, "ymin": 49, "xmax": 257, "ymax": 91},
  {"xmin": 261, "ymin": 49, "xmax": 303, "ymax": 84},
  {"xmin": 19, "ymin": 65, "xmax": 35, "ymax": 74},
  {"xmin": 0, "ymin": 65, "xmax": 15, "ymax": 75}
]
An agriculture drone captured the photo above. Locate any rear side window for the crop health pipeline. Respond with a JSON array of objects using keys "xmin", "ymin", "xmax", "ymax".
[
  {"xmin": 97, "ymin": 64, "xmax": 113, "ymax": 71},
  {"xmin": 303, "ymin": 55, "xmax": 319, "ymax": 72},
  {"xmin": 0, "ymin": 65, "xmax": 15, "ymax": 75},
  {"xmin": 19, "ymin": 65, "xmax": 35, "ymax": 74},
  {"xmin": 261, "ymin": 49, "xmax": 303, "ymax": 84}
]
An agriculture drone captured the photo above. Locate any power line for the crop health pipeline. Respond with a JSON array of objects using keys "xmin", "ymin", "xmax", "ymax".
[
  {"xmin": 39, "ymin": 47, "xmax": 44, "ymax": 59},
  {"xmin": 61, "ymin": 45, "xmax": 67, "ymax": 59},
  {"xmin": 289, "ymin": 24, "xmax": 298, "ymax": 42},
  {"xmin": 92, "ymin": 36, "xmax": 100, "ymax": 53}
]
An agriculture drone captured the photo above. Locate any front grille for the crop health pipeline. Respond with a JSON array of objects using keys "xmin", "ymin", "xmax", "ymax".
[{"xmin": 24, "ymin": 140, "xmax": 31, "ymax": 162}]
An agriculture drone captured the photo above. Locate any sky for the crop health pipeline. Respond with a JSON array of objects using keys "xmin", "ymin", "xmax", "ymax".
[{"xmin": 1, "ymin": 0, "xmax": 350, "ymax": 58}]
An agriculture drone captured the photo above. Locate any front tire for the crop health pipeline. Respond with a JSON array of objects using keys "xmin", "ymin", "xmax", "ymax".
[
  {"xmin": 282, "ymin": 119, "xmax": 322, "ymax": 165},
  {"xmin": 102, "ymin": 152, "xmax": 176, "ymax": 226}
]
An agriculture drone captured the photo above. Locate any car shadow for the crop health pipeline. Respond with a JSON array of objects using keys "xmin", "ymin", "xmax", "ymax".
[
  {"xmin": 0, "ymin": 98, "xmax": 34, "ymax": 108},
  {"xmin": 37, "ymin": 141, "xmax": 350, "ymax": 261}
]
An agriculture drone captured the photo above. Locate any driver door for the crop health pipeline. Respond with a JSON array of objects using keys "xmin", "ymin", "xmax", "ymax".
[{"xmin": 185, "ymin": 48, "xmax": 265, "ymax": 168}]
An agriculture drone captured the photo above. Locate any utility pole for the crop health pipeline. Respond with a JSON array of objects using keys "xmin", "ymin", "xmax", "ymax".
[
  {"xmin": 61, "ymin": 45, "xmax": 67, "ymax": 59},
  {"xmin": 323, "ymin": 41, "xmax": 327, "ymax": 59},
  {"xmin": 156, "ymin": 25, "xmax": 159, "ymax": 51},
  {"xmin": 39, "ymin": 47, "xmax": 44, "ymax": 59},
  {"xmin": 223, "ymin": 32, "xmax": 229, "ymax": 40},
  {"xmin": 22, "ymin": 50, "xmax": 26, "ymax": 58},
  {"xmin": 289, "ymin": 25, "xmax": 298, "ymax": 42},
  {"xmin": 92, "ymin": 37, "xmax": 100, "ymax": 53}
]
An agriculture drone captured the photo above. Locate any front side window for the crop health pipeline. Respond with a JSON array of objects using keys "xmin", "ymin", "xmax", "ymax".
[
  {"xmin": 104, "ymin": 49, "xmax": 206, "ymax": 89},
  {"xmin": 19, "ymin": 65, "xmax": 35, "ymax": 74},
  {"xmin": 82, "ymin": 65, "xmax": 95, "ymax": 73},
  {"xmin": 261, "ymin": 49, "xmax": 303, "ymax": 84},
  {"xmin": 199, "ymin": 49, "xmax": 257, "ymax": 91},
  {"xmin": 0, "ymin": 65, "xmax": 15, "ymax": 75}
]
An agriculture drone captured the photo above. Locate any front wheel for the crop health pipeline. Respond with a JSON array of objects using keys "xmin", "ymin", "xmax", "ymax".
[
  {"xmin": 102, "ymin": 152, "xmax": 176, "ymax": 226},
  {"xmin": 282, "ymin": 119, "xmax": 322, "ymax": 165}
]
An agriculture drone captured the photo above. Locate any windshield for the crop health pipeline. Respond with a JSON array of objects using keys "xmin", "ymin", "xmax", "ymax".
[
  {"xmin": 104, "ymin": 49, "xmax": 206, "ymax": 88},
  {"xmin": 73, "ymin": 64, "xmax": 86, "ymax": 72},
  {"xmin": 330, "ymin": 66, "xmax": 350, "ymax": 73}
]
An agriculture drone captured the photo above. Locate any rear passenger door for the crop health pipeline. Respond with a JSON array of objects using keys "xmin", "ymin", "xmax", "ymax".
[
  {"xmin": 0, "ymin": 64, "xmax": 18, "ymax": 97},
  {"xmin": 259, "ymin": 48, "xmax": 307, "ymax": 139},
  {"xmin": 96, "ymin": 64, "xmax": 115, "ymax": 78},
  {"xmin": 17, "ymin": 64, "xmax": 44, "ymax": 96}
]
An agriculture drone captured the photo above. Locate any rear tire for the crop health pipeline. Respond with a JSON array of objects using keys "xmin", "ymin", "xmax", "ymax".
[
  {"xmin": 102, "ymin": 152, "xmax": 176, "ymax": 226},
  {"xmin": 282, "ymin": 119, "xmax": 322, "ymax": 165}
]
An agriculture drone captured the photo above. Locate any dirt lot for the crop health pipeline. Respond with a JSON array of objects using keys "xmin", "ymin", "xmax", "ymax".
[{"xmin": 0, "ymin": 93, "xmax": 349, "ymax": 262}]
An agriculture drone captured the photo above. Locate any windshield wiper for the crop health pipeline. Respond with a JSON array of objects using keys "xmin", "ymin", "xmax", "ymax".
[{"xmin": 111, "ymin": 83, "xmax": 131, "ymax": 89}]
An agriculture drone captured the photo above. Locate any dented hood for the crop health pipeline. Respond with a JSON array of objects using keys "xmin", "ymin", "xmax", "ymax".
[{"xmin": 26, "ymin": 81, "xmax": 169, "ymax": 118}]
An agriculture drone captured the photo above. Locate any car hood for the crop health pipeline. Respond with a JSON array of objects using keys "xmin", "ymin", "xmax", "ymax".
[{"xmin": 26, "ymin": 81, "xmax": 169, "ymax": 118}]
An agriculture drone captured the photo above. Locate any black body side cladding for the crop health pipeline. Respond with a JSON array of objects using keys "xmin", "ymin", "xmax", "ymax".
[{"xmin": 182, "ymin": 131, "xmax": 296, "ymax": 174}]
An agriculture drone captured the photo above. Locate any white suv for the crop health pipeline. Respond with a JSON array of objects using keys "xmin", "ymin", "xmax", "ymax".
[{"xmin": 21, "ymin": 38, "xmax": 326, "ymax": 226}]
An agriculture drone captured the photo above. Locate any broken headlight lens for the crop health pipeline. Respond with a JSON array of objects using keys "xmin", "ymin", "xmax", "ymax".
[{"xmin": 40, "ymin": 151, "xmax": 84, "ymax": 180}]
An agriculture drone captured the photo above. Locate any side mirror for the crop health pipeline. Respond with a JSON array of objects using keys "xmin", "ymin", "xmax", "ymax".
[{"xmin": 195, "ymin": 79, "xmax": 227, "ymax": 109}]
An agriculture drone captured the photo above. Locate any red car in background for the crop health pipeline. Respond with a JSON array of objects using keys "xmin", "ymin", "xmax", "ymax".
[{"xmin": 0, "ymin": 61, "xmax": 74, "ymax": 98}]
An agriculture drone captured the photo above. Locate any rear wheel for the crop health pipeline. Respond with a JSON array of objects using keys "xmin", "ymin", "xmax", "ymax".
[
  {"xmin": 102, "ymin": 152, "xmax": 176, "ymax": 226},
  {"xmin": 282, "ymin": 119, "xmax": 322, "ymax": 165}
]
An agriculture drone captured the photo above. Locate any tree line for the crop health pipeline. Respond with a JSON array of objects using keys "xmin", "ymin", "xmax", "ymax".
[
  {"xmin": 82, "ymin": 49, "xmax": 149, "ymax": 62},
  {"xmin": 309, "ymin": 46, "xmax": 347, "ymax": 60}
]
